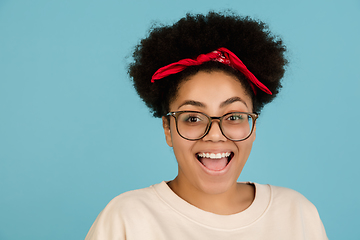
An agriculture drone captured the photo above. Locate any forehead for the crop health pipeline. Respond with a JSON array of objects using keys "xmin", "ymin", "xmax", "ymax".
[{"xmin": 171, "ymin": 71, "xmax": 253, "ymax": 111}]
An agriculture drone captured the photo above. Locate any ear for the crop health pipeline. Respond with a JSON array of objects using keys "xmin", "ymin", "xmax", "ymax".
[{"xmin": 162, "ymin": 116, "xmax": 173, "ymax": 147}]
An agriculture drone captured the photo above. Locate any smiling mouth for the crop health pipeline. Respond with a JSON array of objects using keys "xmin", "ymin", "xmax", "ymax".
[{"xmin": 196, "ymin": 152, "xmax": 234, "ymax": 171}]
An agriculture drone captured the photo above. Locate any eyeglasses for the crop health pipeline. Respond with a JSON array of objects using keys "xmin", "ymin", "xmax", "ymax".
[{"xmin": 167, "ymin": 111, "xmax": 258, "ymax": 141}]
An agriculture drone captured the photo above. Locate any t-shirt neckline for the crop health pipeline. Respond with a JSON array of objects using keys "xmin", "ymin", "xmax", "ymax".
[{"xmin": 152, "ymin": 181, "xmax": 272, "ymax": 231}]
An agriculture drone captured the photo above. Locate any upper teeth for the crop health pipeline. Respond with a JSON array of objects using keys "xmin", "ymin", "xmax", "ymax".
[{"xmin": 198, "ymin": 152, "xmax": 231, "ymax": 159}]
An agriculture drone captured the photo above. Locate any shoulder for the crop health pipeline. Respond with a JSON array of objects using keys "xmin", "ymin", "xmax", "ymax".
[
  {"xmin": 85, "ymin": 183, "xmax": 162, "ymax": 239},
  {"xmin": 253, "ymin": 184, "xmax": 328, "ymax": 239},
  {"xmin": 248, "ymin": 182, "xmax": 322, "ymax": 220},
  {"xmin": 253, "ymin": 183, "xmax": 323, "ymax": 223},
  {"xmin": 268, "ymin": 184, "xmax": 317, "ymax": 211},
  {"xmin": 102, "ymin": 183, "xmax": 159, "ymax": 215},
  {"xmin": 266, "ymin": 184, "xmax": 327, "ymax": 237},
  {"xmin": 110, "ymin": 185, "xmax": 156, "ymax": 204},
  {"xmin": 97, "ymin": 183, "xmax": 165, "ymax": 224}
]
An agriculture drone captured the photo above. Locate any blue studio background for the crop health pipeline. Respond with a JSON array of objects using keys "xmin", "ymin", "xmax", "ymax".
[{"xmin": 0, "ymin": 0, "xmax": 359, "ymax": 239}]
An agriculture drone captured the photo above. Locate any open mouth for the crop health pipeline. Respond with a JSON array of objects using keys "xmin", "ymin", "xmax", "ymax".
[{"xmin": 196, "ymin": 152, "xmax": 234, "ymax": 171}]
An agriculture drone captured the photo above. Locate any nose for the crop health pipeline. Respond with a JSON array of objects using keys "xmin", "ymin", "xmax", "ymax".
[{"xmin": 202, "ymin": 120, "xmax": 227, "ymax": 142}]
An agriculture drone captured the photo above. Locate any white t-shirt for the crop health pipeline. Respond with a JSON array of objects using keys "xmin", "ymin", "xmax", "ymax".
[{"xmin": 85, "ymin": 182, "xmax": 328, "ymax": 240}]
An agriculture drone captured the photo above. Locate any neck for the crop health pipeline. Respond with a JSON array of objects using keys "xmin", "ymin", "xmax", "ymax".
[{"xmin": 167, "ymin": 176, "xmax": 255, "ymax": 215}]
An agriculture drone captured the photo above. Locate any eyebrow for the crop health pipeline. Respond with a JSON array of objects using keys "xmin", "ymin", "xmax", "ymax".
[
  {"xmin": 220, "ymin": 96, "xmax": 248, "ymax": 108},
  {"xmin": 178, "ymin": 100, "xmax": 206, "ymax": 109},
  {"xmin": 177, "ymin": 96, "xmax": 247, "ymax": 109}
]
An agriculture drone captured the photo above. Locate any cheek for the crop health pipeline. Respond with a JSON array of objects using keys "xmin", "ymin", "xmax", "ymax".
[
  {"xmin": 170, "ymin": 124, "xmax": 196, "ymax": 159},
  {"xmin": 236, "ymin": 135, "xmax": 255, "ymax": 157},
  {"xmin": 171, "ymin": 130, "xmax": 186, "ymax": 152}
]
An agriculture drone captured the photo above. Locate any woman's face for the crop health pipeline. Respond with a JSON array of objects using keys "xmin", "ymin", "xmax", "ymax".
[{"xmin": 163, "ymin": 71, "xmax": 256, "ymax": 195}]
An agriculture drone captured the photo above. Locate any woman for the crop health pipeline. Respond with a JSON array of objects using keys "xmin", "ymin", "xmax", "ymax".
[{"xmin": 86, "ymin": 11, "xmax": 327, "ymax": 239}]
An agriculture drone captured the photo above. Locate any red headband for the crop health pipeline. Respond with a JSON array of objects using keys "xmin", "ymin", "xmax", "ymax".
[{"xmin": 151, "ymin": 47, "xmax": 272, "ymax": 95}]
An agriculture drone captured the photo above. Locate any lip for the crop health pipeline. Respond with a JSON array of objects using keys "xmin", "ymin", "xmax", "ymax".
[{"xmin": 195, "ymin": 150, "xmax": 234, "ymax": 175}]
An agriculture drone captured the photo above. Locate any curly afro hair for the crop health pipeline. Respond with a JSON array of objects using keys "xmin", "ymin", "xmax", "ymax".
[{"xmin": 129, "ymin": 11, "xmax": 288, "ymax": 118}]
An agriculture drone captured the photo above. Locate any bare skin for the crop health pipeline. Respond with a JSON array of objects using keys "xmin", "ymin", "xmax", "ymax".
[
  {"xmin": 168, "ymin": 179, "xmax": 255, "ymax": 215},
  {"xmin": 163, "ymin": 70, "xmax": 256, "ymax": 215}
]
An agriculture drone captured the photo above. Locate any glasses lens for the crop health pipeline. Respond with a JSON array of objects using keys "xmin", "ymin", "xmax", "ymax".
[
  {"xmin": 177, "ymin": 112, "xmax": 209, "ymax": 140},
  {"xmin": 221, "ymin": 113, "xmax": 253, "ymax": 141}
]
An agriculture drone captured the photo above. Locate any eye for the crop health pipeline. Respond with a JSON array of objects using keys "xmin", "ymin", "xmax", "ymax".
[
  {"xmin": 185, "ymin": 115, "xmax": 202, "ymax": 123},
  {"xmin": 227, "ymin": 114, "xmax": 244, "ymax": 121},
  {"xmin": 224, "ymin": 113, "xmax": 247, "ymax": 124},
  {"xmin": 179, "ymin": 112, "xmax": 207, "ymax": 125}
]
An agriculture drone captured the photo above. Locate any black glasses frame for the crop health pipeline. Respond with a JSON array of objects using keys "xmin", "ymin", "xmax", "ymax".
[{"xmin": 167, "ymin": 111, "xmax": 258, "ymax": 141}]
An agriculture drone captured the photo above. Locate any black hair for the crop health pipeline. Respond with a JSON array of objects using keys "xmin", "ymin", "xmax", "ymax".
[{"xmin": 129, "ymin": 11, "xmax": 288, "ymax": 117}]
